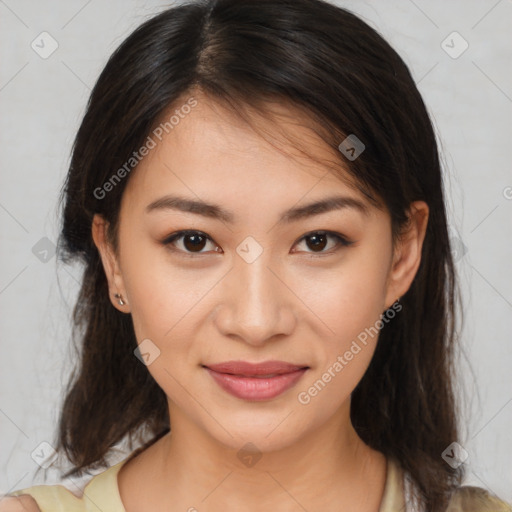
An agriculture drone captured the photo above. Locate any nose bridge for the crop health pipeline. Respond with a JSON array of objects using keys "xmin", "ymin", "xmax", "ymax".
[
  {"xmin": 233, "ymin": 254, "xmax": 279, "ymax": 328},
  {"xmin": 238, "ymin": 255, "xmax": 275, "ymax": 316},
  {"xmin": 216, "ymin": 250, "xmax": 295, "ymax": 344}
]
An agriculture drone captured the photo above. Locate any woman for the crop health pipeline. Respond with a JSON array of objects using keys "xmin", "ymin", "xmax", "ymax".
[{"xmin": 3, "ymin": 0, "xmax": 511, "ymax": 510}]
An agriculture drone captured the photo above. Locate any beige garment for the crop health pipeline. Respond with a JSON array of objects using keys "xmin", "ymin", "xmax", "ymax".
[{"xmin": 7, "ymin": 456, "xmax": 512, "ymax": 511}]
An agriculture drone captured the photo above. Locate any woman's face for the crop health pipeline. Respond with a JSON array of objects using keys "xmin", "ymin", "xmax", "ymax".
[{"xmin": 94, "ymin": 94, "xmax": 426, "ymax": 453}]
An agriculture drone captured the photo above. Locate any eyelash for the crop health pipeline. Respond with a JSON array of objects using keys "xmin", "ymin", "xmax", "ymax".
[{"xmin": 161, "ymin": 230, "xmax": 353, "ymax": 258}]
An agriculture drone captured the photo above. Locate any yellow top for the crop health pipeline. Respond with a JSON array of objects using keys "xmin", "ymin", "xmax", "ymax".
[{"xmin": 6, "ymin": 456, "xmax": 512, "ymax": 511}]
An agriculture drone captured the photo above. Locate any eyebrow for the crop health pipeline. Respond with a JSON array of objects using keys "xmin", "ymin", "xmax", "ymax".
[{"xmin": 145, "ymin": 194, "xmax": 369, "ymax": 224}]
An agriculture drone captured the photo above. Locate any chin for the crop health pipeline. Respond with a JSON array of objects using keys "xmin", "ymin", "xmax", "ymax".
[{"xmin": 201, "ymin": 406, "xmax": 314, "ymax": 454}]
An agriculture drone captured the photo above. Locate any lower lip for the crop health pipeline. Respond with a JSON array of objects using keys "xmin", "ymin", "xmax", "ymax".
[{"xmin": 205, "ymin": 367, "xmax": 307, "ymax": 401}]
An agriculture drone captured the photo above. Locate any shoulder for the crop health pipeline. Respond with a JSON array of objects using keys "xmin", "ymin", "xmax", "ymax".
[
  {"xmin": 1, "ymin": 458, "xmax": 128, "ymax": 512},
  {"xmin": 0, "ymin": 495, "xmax": 41, "ymax": 511},
  {"xmin": 2, "ymin": 483, "xmax": 84, "ymax": 512},
  {"xmin": 447, "ymin": 486, "xmax": 512, "ymax": 511}
]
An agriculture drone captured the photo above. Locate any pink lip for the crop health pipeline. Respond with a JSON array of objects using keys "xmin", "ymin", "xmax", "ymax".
[{"xmin": 204, "ymin": 360, "xmax": 308, "ymax": 401}]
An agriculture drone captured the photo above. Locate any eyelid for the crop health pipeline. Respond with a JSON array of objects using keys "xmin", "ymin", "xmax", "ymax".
[{"xmin": 162, "ymin": 229, "xmax": 212, "ymax": 245}]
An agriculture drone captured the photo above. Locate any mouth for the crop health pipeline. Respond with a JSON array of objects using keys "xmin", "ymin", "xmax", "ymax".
[{"xmin": 203, "ymin": 360, "xmax": 309, "ymax": 401}]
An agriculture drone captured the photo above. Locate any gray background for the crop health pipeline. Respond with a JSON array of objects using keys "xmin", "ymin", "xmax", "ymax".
[{"xmin": 1, "ymin": 0, "xmax": 511, "ymax": 502}]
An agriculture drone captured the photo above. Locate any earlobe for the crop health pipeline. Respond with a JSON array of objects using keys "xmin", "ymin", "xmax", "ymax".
[
  {"xmin": 91, "ymin": 214, "xmax": 130, "ymax": 313},
  {"xmin": 384, "ymin": 201, "xmax": 429, "ymax": 308}
]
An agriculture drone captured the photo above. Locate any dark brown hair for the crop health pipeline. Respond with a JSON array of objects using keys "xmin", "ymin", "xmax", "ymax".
[{"xmin": 55, "ymin": 0, "xmax": 462, "ymax": 509}]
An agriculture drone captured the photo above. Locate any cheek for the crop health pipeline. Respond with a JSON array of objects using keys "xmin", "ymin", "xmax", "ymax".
[
  {"xmin": 120, "ymin": 241, "xmax": 197, "ymax": 342},
  {"xmin": 120, "ymin": 241, "xmax": 229, "ymax": 378},
  {"xmin": 291, "ymin": 251, "xmax": 391, "ymax": 408},
  {"xmin": 291, "ymin": 250, "xmax": 391, "ymax": 343},
  {"xmin": 121, "ymin": 249, "xmax": 210, "ymax": 399}
]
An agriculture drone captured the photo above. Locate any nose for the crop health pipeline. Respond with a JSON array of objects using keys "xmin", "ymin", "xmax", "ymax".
[{"xmin": 213, "ymin": 256, "xmax": 297, "ymax": 346}]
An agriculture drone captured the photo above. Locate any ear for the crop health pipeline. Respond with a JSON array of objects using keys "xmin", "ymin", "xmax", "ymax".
[
  {"xmin": 91, "ymin": 214, "xmax": 131, "ymax": 313},
  {"xmin": 384, "ymin": 201, "xmax": 429, "ymax": 309}
]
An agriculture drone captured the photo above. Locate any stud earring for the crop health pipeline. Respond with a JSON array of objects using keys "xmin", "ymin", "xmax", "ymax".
[{"xmin": 114, "ymin": 293, "xmax": 126, "ymax": 306}]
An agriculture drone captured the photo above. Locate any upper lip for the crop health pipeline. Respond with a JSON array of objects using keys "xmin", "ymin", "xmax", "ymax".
[{"xmin": 204, "ymin": 360, "xmax": 308, "ymax": 376}]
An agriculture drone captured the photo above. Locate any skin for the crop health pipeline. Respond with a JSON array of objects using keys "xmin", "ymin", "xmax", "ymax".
[{"xmin": 90, "ymin": 91, "xmax": 429, "ymax": 512}]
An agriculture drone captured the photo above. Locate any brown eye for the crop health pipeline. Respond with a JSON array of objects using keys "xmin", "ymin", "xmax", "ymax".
[
  {"xmin": 183, "ymin": 233, "xmax": 207, "ymax": 252},
  {"xmin": 163, "ymin": 230, "xmax": 221, "ymax": 255},
  {"xmin": 305, "ymin": 233, "xmax": 328, "ymax": 252},
  {"xmin": 293, "ymin": 231, "xmax": 352, "ymax": 255}
]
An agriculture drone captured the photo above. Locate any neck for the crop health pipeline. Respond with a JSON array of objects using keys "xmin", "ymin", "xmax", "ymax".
[{"xmin": 119, "ymin": 401, "xmax": 387, "ymax": 512}]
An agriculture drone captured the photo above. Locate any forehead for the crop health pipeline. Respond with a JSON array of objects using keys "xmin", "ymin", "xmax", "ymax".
[{"xmin": 121, "ymin": 94, "xmax": 365, "ymax": 211}]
